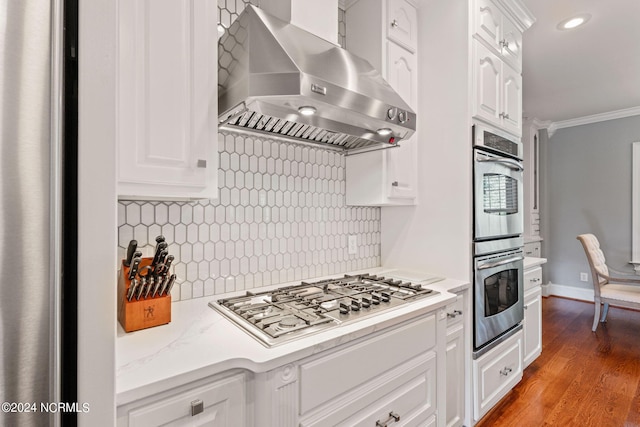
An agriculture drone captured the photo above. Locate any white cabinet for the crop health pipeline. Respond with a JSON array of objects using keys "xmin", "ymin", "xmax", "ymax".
[
  {"xmin": 523, "ymin": 266, "xmax": 542, "ymax": 368},
  {"xmin": 345, "ymin": 0, "xmax": 418, "ymax": 206},
  {"xmin": 473, "ymin": 330, "xmax": 523, "ymax": 422},
  {"xmin": 523, "ymin": 120, "xmax": 541, "ymax": 238},
  {"xmin": 472, "ymin": 41, "xmax": 522, "ymax": 137},
  {"xmin": 117, "ymin": 372, "xmax": 246, "ymax": 427},
  {"xmin": 387, "ymin": 0, "xmax": 418, "ymax": 52},
  {"xmin": 255, "ymin": 310, "xmax": 444, "ymax": 426},
  {"xmin": 444, "ymin": 292, "xmax": 466, "ymax": 427},
  {"xmin": 524, "ymin": 241, "xmax": 541, "ymax": 258},
  {"xmin": 473, "ymin": 0, "xmax": 523, "ymax": 71},
  {"xmin": 117, "ymin": 0, "xmax": 218, "ymax": 200}
]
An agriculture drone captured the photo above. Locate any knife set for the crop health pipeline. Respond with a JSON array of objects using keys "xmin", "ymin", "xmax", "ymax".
[{"xmin": 117, "ymin": 237, "xmax": 175, "ymax": 332}]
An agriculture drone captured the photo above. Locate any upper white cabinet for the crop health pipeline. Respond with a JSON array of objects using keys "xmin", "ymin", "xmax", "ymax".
[
  {"xmin": 345, "ymin": 0, "xmax": 418, "ymax": 206},
  {"xmin": 117, "ymin": 0, "xmax": 218, "ymax": 200},
  {"xmin": 472, "ymin": 0, "xmax": 532, "ymax": 138},
  {"xmin": 387, "ymin": 0, "xmax": 418, "ymax": 52},
  {"xmin": 472, "ymin": 37, "xmax": 522, "ymax": 137},
  {"xmin": 473, "ymin": 0, "xmax": 523, "ymax": 71}
]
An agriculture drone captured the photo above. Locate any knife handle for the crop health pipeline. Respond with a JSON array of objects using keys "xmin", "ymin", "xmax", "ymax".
[
  {"xmin": 136, "ymin": 277, "xmax": 147, "ymax": 300},
  {"xmin": 157, "ymin": 274, "xmax": 169, "ymax": 296},
  {"xmin": 152, "ymin": 242, "xmax": 168, "ymax": 266},
  {"xmin": 144, "ymin": 276, "xmax": 154, "ymax": 299},
  {"xmin": 164, "ymin": 274, "xmax": 177, "ymax": 296},
  {"xmin": 124, "ymin": 240, "xmax": 138, "ymax": 267},
  {"xmin": 128, "ymin": 257, "xmax": 142, "ymax": 281}
]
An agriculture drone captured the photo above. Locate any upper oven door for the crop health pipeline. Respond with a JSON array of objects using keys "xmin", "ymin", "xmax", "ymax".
[{"xmin": 474, "ymin": 148, "xmax": 524, "ymax": 241}]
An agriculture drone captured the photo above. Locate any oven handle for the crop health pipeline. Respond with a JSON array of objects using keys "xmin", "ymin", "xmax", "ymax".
[
  {"xmin": 477, "ymin": 255, "xmax": 524, "ymax": 270},
  {"xmin": 477, "ymin": 157, "xmax": 524, "ymax": 172}
]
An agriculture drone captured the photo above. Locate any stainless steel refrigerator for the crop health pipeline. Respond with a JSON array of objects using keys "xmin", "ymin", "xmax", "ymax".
[{"xmin": 1, "ymin": 0, "xmax": 74, "ymax": 425}]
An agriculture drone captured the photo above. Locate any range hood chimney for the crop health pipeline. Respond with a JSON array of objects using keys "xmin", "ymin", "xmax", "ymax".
[{"xmin": 218, "ymin": 5, "xmax": 416, "ymax": 154}]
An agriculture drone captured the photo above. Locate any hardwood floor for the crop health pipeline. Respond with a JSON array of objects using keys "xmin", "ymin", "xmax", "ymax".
[{"xmin": 476, "ymin": 296, "xmax": 640, "ymax": 427}]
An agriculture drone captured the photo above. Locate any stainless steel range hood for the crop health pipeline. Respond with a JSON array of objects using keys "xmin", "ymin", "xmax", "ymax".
[{"xmin": 218, "ymin": 5, "xmax": 416, "ymax": 154}]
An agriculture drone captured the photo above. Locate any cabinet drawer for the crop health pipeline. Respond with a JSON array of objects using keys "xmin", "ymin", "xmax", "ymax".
[
  {"xmin": 523, "ymin": 241, "xmax": 541, "ymax": 258},
  {"xmin": 123, "ymin": 373, "xmax": 245, "ymax": 427},
  {"xmin": 301, "ymin": 351, "xmax": 436, "ymax": 427},
  {"xmin": 445, "ymin": 294, "xmax": 465, "ymax": 328},
  {"xmin": 473, "ymin": 330, "xmax": 522, "ymax": 420},
  {"xmin": 524, "ymin": 266, "xmax": 542, "ymax": 291},
  {"xmin": 300, "ymin": 313, "xmax": 436, "ymax": 415}
]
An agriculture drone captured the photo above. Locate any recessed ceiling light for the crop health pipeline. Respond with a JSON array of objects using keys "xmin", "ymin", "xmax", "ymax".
[
  {"xmin": 298, "ymin": 106, "xmax": 317, "ymax": 116},
  {"xmin": 557, "ymin": 13, "xmax": 591, "ymax": 30}
]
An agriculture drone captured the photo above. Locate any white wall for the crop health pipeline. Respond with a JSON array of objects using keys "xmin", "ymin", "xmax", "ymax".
[
  {"xmin": 544, "ymin": 115, "xmax": 640, "ymax": 293},
  {"xmin": 382, "ymin": 0, "xmax": 473, "ymax": 282}
]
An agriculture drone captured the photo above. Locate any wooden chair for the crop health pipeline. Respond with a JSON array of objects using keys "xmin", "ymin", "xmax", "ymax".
[{"xmin": 577, "ymin": 234, "xmax": 640, "ymax": 331}]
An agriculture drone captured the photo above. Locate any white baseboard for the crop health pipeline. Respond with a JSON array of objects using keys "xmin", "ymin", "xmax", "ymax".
[{"xmin": 541, "ymin": 282, "xmax": 594, "ymax": 302}]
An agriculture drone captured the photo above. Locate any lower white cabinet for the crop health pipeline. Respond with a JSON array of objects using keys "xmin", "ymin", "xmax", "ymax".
[
  {"xmin": 444, "ymin": 292, "xmax": 466, "ymax": 427},
  {"xmin": 473, "ymin": 330, "xmax": 523, "ymax": 422},
  {"xmin": 254, "ymin": 310, "xmax": 445, "ymax": 427},
  {"xmin": 523, "ymin": 241, "xmax": 541, "ymax": 258},
  {"xmin": 117, "ymin": 371, "xmax": 246, "ymax": 427},
  {"xmin": 523, "ymin": 266, "xmax": 543, "ymax": 367}
]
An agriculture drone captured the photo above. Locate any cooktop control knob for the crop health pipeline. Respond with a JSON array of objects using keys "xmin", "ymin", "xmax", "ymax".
[
  {"xmin": 339, "ymin": 302, "xmax": 350, "ymax": 315},
  {"xmin": 398, "ymin": 111, "xmax": 407, "ymax": 123},
  {"xmin": 371, "ymin": 293, "xmax": 381, "ymax": 304},
  {"xmin": 351, "ymin": 300, "xmax": 361, "ymax": 311},
  {"xmin": 381, "ymin": 292, "xmax": 391, "ymax": 303},
  {"xmin": 387, "ymin": 107, "xmax": 397, "ymax": 120},
  {"xmin": 362, "ymin": 297, "xmax": 371, "ymax": 308}
]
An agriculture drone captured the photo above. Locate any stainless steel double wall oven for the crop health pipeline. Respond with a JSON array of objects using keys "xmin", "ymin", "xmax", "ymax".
[{"xmin": 473, "ymin": 124, "xmax": 525, "ymax": 353}]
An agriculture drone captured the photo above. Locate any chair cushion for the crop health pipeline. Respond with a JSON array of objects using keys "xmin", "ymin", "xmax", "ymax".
[{"xmin": 601, "ymin": 283, "xmax": 640, "ymax": 304}]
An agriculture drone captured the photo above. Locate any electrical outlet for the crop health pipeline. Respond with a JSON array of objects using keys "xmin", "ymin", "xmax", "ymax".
[
  {"xmin": 348, "ymin": 235, "xmax": 357, "ymax": 255},
  {"xmin": 580, "ymin": 272, "xmax": 589, "ymax": 282}
]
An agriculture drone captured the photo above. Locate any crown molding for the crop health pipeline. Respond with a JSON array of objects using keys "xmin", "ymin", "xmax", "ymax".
[
  {"xmin": 494, "ymin": 0, "xmax": 536, "ymax": 32},
  {"xmin": 547, "ymin": 106, "xmax": 640, "ymax": 137}
]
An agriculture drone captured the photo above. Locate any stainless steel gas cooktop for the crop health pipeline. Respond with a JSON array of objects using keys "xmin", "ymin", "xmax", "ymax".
[{"xmin": 208, "ymin": 273, "xmax": 441, "ymax": 347}]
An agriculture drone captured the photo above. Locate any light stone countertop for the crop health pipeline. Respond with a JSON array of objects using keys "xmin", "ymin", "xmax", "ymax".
[
  {"xmin": 116, "ymin": 268, "xmax": 469, "ymax": 406},
  {"xmin": 524, "ymin": 256, "xmax": 547, "ymax": 270}
]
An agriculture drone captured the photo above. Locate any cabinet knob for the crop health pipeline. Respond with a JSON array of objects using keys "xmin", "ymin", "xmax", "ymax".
[
  {"xmin": 391, "ymin": 181, "xmax": 399, "ymax": 187},
  {"xmin": 447, "ymin": 309, "xmax": 463, "ymax": 318},
  {"xmin": 390, "ymin": 19, "xmax": 399, "ymax": 28},
  {"xmin": 191, "ymin": 399, "xmax": 204, "ymax": 416},
  {"xmin": 500, "ymin": 367, "xmax": 513, "ymax": 377}
]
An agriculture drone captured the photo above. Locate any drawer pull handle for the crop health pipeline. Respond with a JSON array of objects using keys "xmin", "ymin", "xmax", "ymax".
[
  {"xmin": 500, "ymin": 367, "xmax": 513, "ymax": 377},
  {"xmin": 376, "ymin": 411, "xmax": 400, "ymax": 427},
  {"xmin": 191, "ymin": 399, "xmax": 204, "ymax": 416},
  {"xmin": 447, "ymin": 309, "xmax": 463, "ymax": 318}
]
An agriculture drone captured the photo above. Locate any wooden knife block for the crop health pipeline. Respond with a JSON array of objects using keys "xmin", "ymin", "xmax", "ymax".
[{"xmin": 118, "ymin": 257, "xmax": 171, "ymax": 333}]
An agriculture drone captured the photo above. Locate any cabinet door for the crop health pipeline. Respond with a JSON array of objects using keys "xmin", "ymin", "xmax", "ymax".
[
  {"xmin": 473, "ymin": 42, "xmax": 501, "ymax": 128},
  {"xmin": 446, "ymin": 324, "xmax": 464, "ymax": 427},
  {"xmin": 501, "ymin": 16, "xmax": 523, "ymax": 71},
  {"xmin": 387, "ymin": 0, "xmax": 418, "ymax": 52},
  {"xmin": 523, "ymin": 286, "xmax": 542, "ymax": 367},
  {"xmin": 386, "ymin": 42, "xmax": 417, "ymax": 200},
  {"xmin": 474, "ymin": 0, "xmax": 502, "ymax": 52},
  {"xmin": 117, "ymin": 0, "xmax": 218, "ymax": 200},
  {"xmin": 501, "ymin": 63, "xmax": 522, "ymax": 137}
]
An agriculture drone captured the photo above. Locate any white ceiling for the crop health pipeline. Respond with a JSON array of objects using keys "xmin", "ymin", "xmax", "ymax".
[{"xmin": 520, "ymin": 0, "xmax": 640, "ymax": 123}]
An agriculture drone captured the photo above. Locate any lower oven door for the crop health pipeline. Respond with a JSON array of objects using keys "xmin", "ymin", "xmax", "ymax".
[
  {"xmin": 474, "ymin": 249, "xmax": 524, "ymax": 350},
  {"xmin": 474, "ymin": 149, "xmax": 524, "ymax": 240}
]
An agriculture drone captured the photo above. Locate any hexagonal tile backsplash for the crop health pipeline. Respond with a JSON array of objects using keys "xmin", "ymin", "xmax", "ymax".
[{"xmin": 118, "ymin": 133, "xmax": 381, "ymax": 301}]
